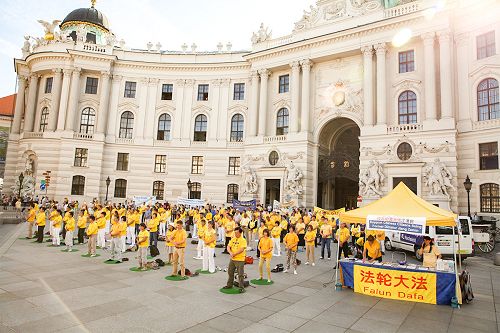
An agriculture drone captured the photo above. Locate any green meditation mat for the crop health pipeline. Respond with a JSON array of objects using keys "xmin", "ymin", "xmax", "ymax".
[
  {"xmin": 219, "ymin": 286, "xmax": 244, "ymax": 294},
  {"xmin": 165, "ymin": 275, "xmax": 189, "ymax": 281},
  {"xmin": 46, "ymin": 244, "xmax": 60, "ymax": 247},
  {"xmin": 251, "ymin": 279, "xmax": 274, "ymax": 286},
  {"xmin": 104, "ymin": 259, "xmax": 122, "ymax": 264},
  {"xmin": 130, "ymin": 267, "xmax": 151, "ymax": 272},
  {"xmin": 61, "ymin": 249, "xmax": 79, "ymax": 252},
  {"xmin": 18, "ymin": 237, "xmax": 33, "ymax": 240},
  {"xmin": 81, "ymin": 253, "xmax": 101, "ymax": 257},
  {"xmin": 195, "ymin": 269, "xmax": 216, "ymax": 275}
]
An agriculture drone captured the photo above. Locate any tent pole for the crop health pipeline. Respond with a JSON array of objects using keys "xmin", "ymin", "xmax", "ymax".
[{"xmin": 334, "ymin": 234, "xmax": 340, "ymax": 288}]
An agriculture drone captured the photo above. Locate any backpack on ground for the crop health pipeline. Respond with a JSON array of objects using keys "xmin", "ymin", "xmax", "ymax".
[
  {"xmin": 271, "ymin": 263, "xmax": 284, "ymax": 273},
  {"xmin": 245, "ymin": 256, "xmax": 254, "ymax": 264},
  {"xmin": 149, "ymin": 245, "xmax": 160, "ymax": 257},
  {"xmin": 155, "ymin": 258, "xmax": 165, "ymax": 267}
]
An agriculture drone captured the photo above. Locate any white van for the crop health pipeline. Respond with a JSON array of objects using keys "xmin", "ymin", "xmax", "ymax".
[{"xmin": 384, "ymin": 216, "xmax": 474, "ymax": 261}]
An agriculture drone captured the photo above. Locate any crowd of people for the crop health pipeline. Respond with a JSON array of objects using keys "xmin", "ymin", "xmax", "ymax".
[{"xmin": 23, "ymin": 198, "xmax": 390, "ymax": 293}]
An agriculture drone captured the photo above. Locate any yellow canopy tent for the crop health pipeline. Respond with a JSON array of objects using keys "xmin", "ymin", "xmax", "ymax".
[{"xmin": 339, "ymin": 182, "xmax": 457, "ymax": 226}]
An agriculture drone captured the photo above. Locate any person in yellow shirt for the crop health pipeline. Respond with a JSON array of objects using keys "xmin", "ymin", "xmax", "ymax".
[
  {"xmin": 148, "ymin": 213, "xmax": 160, "ymax": 248},
  {"xmin": 363, "ymin": 235, "xmax": 382, "ymax": 263},
  {"xmin": 119, "ymin": 216, "xmax": 127, "ymax": 253},
  {"xmin": 51, "ymin": 210, "xmax": 63, "ymax": 246},
  {"xmin": 35, "ymin": 207, "xmax": 47, "ymax": 243},
  {"xmin": 222, "ymin": 227, "xmax": 247, "ymax": 293},
  {"xmin": 86, "ymin": 216, "xmax": 98, "ymax": 256},
  {"xmin": 309, "ymin": 217, "xmax": 319, "ymax": 247},
  {"xmin": 64, "ymin": 212, "xmax": 76, "ymax": 252},
  {"xmin": 320, "ymin": 217, "xmax": 332, "ymax": 260},
  {"xmin": 137, "ymin": 223, "xmax": 150, "ymax": 270},
  {"xmin": 25, "ymin": 203, "xmax": 37, "ymax": 239},
  {"xmin": 195, "ymin": 219, "xmax": 206, "ymax": 260},
  {"xmin": 271, "ymin": 222, "xmax": 282, "ymax": 257},
  {"xmin": 283, "ymin": 225, "xmax": 299, "ymax": 274},
  {"xmin": 295, "ymin": 218, "xmax": 306, "ymax": 252},
  {"xmin": 77, "ymin": 209, "xmax": 87, "ymax": 244},
  {"xmin": 418, "ymin": 236, "xmax": 442, "ymax": 268},
  {"xmin": 335, "ymin": 222, "xmax": 351, "ymax": 267},
  {"xmin": 304, "ymin": 224, "xmax": 316, "ymax": 266},
  {"xmin": 222, "ymin": 216, "xmax": 235, "ymax": 254},
  {"xmin": 203, "ymin": 221, "xmax": 217, "ymax": 273},
  {"xmin": 350, "ymin": 223, "xmax": 360, "ymax": 247},
  {"xmin": 169, "ymin": 221, "xmax": 187, "ymax": 279},
  {"xmin": 376, "ymin": 230, "xmax": 386, "ymax": 255},
  {"xmin": 258, "ymin": 229, "xmax": 273, "ymax": 283},
  {"xmin": 96, "ymin": 212, "xmax": 107, "ymax": 249},
  {"xmin": 108, "ymin": 216, "xmax": 123, "ymax": 263},
  {"xmin": 165, "ymin": 223, "xmax": 175, "ymax": 264},
  {"xmin": 48, "ymin": 206, "xmax": 58, "ymax": 239}
]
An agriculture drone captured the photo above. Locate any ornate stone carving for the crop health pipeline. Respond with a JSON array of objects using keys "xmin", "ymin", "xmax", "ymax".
[
  {"xmin": 251, "ymin": 23, "xmax": 272, "ymax": 44},
  {"xmin": 22, "ymin": 36, "xmax": 31, "ymax": 58},
  {"xmin": 258, "ymin": 69, "xmax": 271, "ymax": 79},
  {"xmin": 37, "ymin": 19, "xmax": 61, "ymax": 40},
  {"xmin": 361, "ymin": 45, "xmax": 373, "ymax": 57},
  {"xmin": 374, "ymin": 43, "xmax": 387, "ymax": 55},
  {"xmin": 285, "ymin": 161, "xmax": 304, "ymax": 195},
  {"xmin": 290, "ymin": 61, "xmax": 301, "ymax": 71},
  {"xmin": 423, "ymin": 158, "xmax": 455, "ymax": 198},
  {"xmin": 242, "ymin": 166, "xmax": 258, "ymax": 194},
  {"xmin": 359, "ymin": 160, "xmax": 385, "ymax": 197},
  {"xmin": 316, "ymin": 79, "xmax": 363, "ymax": 118},
  {"xmin": 300, "ymin": 59, "xmax": 313, "ymax": 70},
  {"xmin": 185, "ymin": 79, "xmax": 195, "ymax": 87}
]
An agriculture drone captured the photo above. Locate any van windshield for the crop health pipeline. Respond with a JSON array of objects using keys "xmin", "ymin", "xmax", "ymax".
[{"xmin": 435, "ymin": 219, "xmax": 470, "ymax": 235}]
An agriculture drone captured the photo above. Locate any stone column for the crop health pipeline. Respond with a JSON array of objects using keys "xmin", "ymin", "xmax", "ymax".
[
  {"xmin": 96, "ymin": 71, "xmax": 111, "ymax": 134},
  {"xmin": 47, "ymin": 69, "xmax": 62, "ymax": 131},
  {"xmin": 258, "ymin": 69, "xmax": 270, "ymax": 136},
  {"xmin": 172, "ymin": 79, "xmax": 185, "ymax": 140},
  {"xmin": 438, "ymin": 31, "xmax": 453, "ymax": 119},
  {"xmin": 362, "ymin": 46, "xmax": 374, "ymax": 126},
  {"xmin": 106, "ymin": 74, "xmax": 122, "ymax": 139},
  {"xmin": 65, "ymin": 68, "xmax": 81, "ymax": 131},
  {"xmin": 455, "ymin": 33, "xmax": 470, "ymax": 123},
  {"xmin": 144, "ymin": 78, "xmax": 159, "ymax": 140},
  {"xmin": 217, "ymin": 79, "xmax": 230, "ymax": 141},
  {"xmin": 249, "ymin": 71, "xmax": 259, "ymax": 137},
  {"xmin": 300, "ymin": 60, "xmax": 312, "ymax": 133},
  {"xmin": 422, "ymin": 32, "xmax": 437, "ymax": 121},
  {"xmin": 11, "ymin": 76, "xmax": 27, "ymax": 134},
  {"xmin": 375, "ymin": 43, "xmax": 387, "ymax": 125},
  {"xmin": 290, "ymin": 61, "xmax": 301, "ymax": 134},
  {"xmin": 181, "ymin": 79, "xmax": 195, "ymax": 140},
  {"xmin": 57, "ymin": 69, "xmax": 72, "ymax": 131},
  {"xmin": 136, "ymin": 78, "xmax": 149, "ymax": 140},
  {"xmin": 209, "ymin": 79, "xmax": 221, "ymax": 141},
  {"xmin": 24, "ymin": 74, "xmax": 40, "ymax": 132}
]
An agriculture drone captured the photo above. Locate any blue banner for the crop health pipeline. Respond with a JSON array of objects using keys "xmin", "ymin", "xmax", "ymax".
[{"xmin": 233, "ymin": 199, "xmax": 256, "ymax": 211}]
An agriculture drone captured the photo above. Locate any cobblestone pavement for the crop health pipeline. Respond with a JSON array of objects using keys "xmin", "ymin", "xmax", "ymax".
[{"xmin": 0, "ymin": 223, "xmax": 499, "ymax": 333}]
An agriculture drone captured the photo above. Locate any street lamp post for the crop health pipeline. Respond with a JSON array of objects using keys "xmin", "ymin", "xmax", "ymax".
[
  {"xmin": 187, "ymin": 178, "xmax": 192, "ymax": 199},
  {"xmin": 105, "ymin": 176, "xmax": 111, "ymax": 202},
  {"xmin": 463, "ymin": 175, "xmax": 472, "ymax": 218},
  {"xmin": 18, "ymin": 173, "xmax": 24, "ymax": 199}
]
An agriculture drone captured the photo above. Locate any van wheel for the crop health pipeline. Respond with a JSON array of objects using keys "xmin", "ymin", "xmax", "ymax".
[
  {"xmin": 414, "ymin": 247, "xmax": 423, "ymax": 262},
  {"xmin": 384, "ymin": 238, "xmax": 393, "ymax": 251}
]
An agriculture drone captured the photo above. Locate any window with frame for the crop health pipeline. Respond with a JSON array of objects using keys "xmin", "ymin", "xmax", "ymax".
[
  {"xmin": 479, "ymin": 142, "xmax": 499, "ymax": 170},
  {"xmin": 191, "ymin": 156, "xmax": 204, "ymax": 174},
  {"xmin": 279, "ymin": 75, "xmax": 289, "ymax": 93},
  {"xmin": 480, "ymin": 183, "xmax": 500, "ymax": 213},
  {"xmin": 197, "ymin": 84, "xmax": 209, "ymax": 101},
  {"xmin": 228, "ymin": 157, "xmax": 240, "ymax": 175},
  {"xmin": 119, "ymin": 111, "xmax": 134, "ymax": 139},
  {"xmin": 124, "ymin": 81, "xmax": 137, "ymax": 98},
  {"xmin": 39, "ymin": 107, "xmax": 49, "ymax": 132},
  {"xmin": 116, "ymin": 153, "xmax": 129, "ymax": 171},
  {"xmin": 85, "ymin": 77, "xmax": 99, "ymax": 94},
  {"xmin": 161, "ymin": 84, "xmax": 173, "ymax": 100},
  {"xmin": 230, "ymin": 114, "xmax": 244, "ymax": 142},
  {"xmin": 45, "ymin": 77, "xmax": 53, "ymax": 94},
  {"xmin": 398, "ymin": 90, "xmax": 417, "ymax": 124},
  {"xmin": 397, "ymin": 142, "xmax": 413, "ymax": 161},
  {"xmin": 157, "ymin": 113, "xmax": 171, "ymax": 141},
  {"xmin": 74, "ymin": 148, "xmax": 88, "ymax": 167},
  {"xmin": 71, "ymin": 175, "xmax": 85, "ymax": 195},
  {"xmin": 233, "ymin": 83, "xmax": 245, "ymax": 100},
  {"xmin": 152, "ymin": 181, "xmax": 164, "ymax": 200},
  {"xmin": 477, "ymin": 78, "xmax": 499, "ymax": 121},
  {"xmin": 276, "ymin": 108, "xmax": 289, "ymax": 135},
  {"xmin": 193, "ymin": 114, "xmax": 207, "ymax": 141},
  {"xmin": 269, "ymin": 151, "xmax": 279, "ymax": 166},
  {"xmin": 227, "ymin": 184, "xmax": 239, "ymax": 203},
  {"xmin": 191, "ymin": 182, "xmax": 201, "ymax": 199},
  {"xmin": 80, "ymin": 107, "xmax": 96, "ymax": 134},
  {"xmin": 477, "ymin": 31, "xmax": 496, "ymax": 60},
  {"xmin": 154, "ymin": 155, "xmax": 167, "ymax": 173},
  {"xmin": 398, "ymin": 50, "xmax": 415, "ymax": 73},
  {"xmin": 114, "ymin": 179, "xmax": 127, "ymax": 198}
]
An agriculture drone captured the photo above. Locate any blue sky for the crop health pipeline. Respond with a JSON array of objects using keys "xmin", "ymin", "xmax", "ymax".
[{"xmin": 0, "ymin": 0, "xmax": 315, "ymax": 97}]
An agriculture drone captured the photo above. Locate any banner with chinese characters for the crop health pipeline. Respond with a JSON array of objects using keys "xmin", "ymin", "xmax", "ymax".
[
  {"xmin": 354, "ymin": 265, "xmax": 437, "ymax": 304},
  {"xmin": 366, "ymin": 215, "xmax": 426, "ymax": 235},
  {"xmin": 314, "ymin": 207, "xmax": 345, "ymax": 220},
  {"xmin": 232, "ymin": 199, "xmax": 257, "ymax": 211}
]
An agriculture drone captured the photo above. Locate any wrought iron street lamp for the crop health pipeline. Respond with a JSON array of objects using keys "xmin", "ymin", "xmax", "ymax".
[
  {"xmin": 105, "ymin": 176, "xmax": 111, "ymax": 202},
  {"xmin": 463, "ymin": 175, "xmax": 472, "ymax": 218},
  {"xmin": 187, "ymin": 178, "xmax": 192, "ymax": 199},
  {"xmin": 18, "ymin": 173, "xmax": 24, "ymax": 198}
]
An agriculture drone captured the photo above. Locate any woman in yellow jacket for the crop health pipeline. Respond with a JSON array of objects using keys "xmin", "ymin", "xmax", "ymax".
[
  {"xmin": 258, "ymin": 229, "xmax": 273, "ymax": 282},
  {"xmin": 64, "ymin": 212, "xmax": 76, "ymax": 252}
]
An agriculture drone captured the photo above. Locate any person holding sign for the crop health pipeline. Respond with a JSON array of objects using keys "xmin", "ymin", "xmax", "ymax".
[
  {"xmin": 418, "ymin": 236, "xmax": 441, "ymax": 268},
  {"xmin": 363, "ymin": 235, "xmax": 382, "ymax": 263}
]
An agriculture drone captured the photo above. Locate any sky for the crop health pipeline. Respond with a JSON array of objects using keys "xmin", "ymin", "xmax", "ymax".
[{"xmin": 0, "ymin": 0, "xmax": 316, "ymax": 97}]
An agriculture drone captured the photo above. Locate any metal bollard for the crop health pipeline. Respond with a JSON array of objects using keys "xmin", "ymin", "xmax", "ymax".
[{"xmin": 494, "ymin": 252, "xmax": 500, "ymax": 266}]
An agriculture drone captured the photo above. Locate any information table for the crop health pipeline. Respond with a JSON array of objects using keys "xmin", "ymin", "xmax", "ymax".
[{"xmin": 339, "ymin": 259, "xmax": 456, "ymax": 305}]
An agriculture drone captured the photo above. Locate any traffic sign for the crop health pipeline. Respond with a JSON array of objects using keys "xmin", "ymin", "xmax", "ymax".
[{"xmin": 40, "ymin": 184, "xmax": 46, "ymax": 191}]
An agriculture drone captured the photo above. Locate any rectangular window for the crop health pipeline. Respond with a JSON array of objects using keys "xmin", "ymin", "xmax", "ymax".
[
  {"xmin": 161, "ymin": 84, "xmax": 173, "ymax": 100},
  {"xmin": 279, "ymin": 75, "xmax": 289, "ymax": 93},
  {"xmin": 228, "ymin": 157, "xmax": 240, "ymax": 175},
  {"xmin": 197, "ymin": 84, "xmax": 209, "ymax": 101},
  {"xmin": 479, "ymin": 142, "xmax": 499, "ymax": 170},
  {"xmin": 154, "ymin": 155, "xmax": 167, "ymax": 173},
  {"xmin": 74, "ymin": 148, "xmax": 88, "ymax": 167},
  {"xmin": 85, "ymin": 77, "xmax": 99, "ymax": 94},
  {"xmin": 398, "ymin": 50, "xmax": 415, "ymax": 73},
  {"xmin": 191, "ymin": 156, "xmax": 204, "ymax": 174},
  {"xmin": 124, "ymin": 81, "xmax": 137, "ymax": 98},
  {"xmin": 233, "ymin": 83, "xmax": 245, "ymax": 100},
  {"xmin": 116, "ymin": 153, "xmax": 129, "ymax": 171},
  {"xmin": 45, "ymin": 77, "xmax": 53, "ymax": 94},
  {"xmin": 477, "ymin": 31, "xmax": 496, "ymax": 60}
]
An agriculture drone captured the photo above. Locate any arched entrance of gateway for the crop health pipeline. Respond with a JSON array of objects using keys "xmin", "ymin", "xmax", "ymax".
[{"xmin": 317, "ymin": 118, "xmax": 360, "ymax": 210}]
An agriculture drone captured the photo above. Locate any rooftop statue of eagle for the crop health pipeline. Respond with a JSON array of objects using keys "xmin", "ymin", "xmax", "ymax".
[{"xmin": 37, "ymin": 19, "xmax": 61, "ymax": 40}]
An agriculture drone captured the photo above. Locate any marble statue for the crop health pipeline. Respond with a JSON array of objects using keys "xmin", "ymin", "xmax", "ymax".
[
  {"xmin": 22, "ymin": 36, "xmax": 31, "ymax": 57},
  {"xmin": 423, "ymin": 158, "xmax": 455, "ymax": 198},
  {"xmin": 37, "ymin": 19, "xmax": 61, "ymax": 40},
  {"xmin": 105, "ymin": 33, "xmax": 116, "ymax": 46},
  {"xmin": 286, "ymin": 161, "xmax": 304, "ymax": 195},
  {"xmin": 242, "ymin": 166, "xmax": 258, "ymax": 194},
  {"xmin": 359, "ymin": 160, "xmax": 385, "ymax": 196},
  {"xmin": 251, "ymin": 23, "xmax": 272, "ymax": 44},
  {"xmin": 76, "ymin": 25, "xmax": 87, "ymax": 42}
]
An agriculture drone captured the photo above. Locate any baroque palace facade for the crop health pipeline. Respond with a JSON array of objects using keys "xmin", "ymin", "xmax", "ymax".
[{"xmin": 5, "ymin": 0, "xmax": 500, "ymax": 217}]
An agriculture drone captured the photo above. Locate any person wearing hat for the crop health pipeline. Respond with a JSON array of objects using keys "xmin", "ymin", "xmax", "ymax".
[
  {"xmin": 363, "ymin": 234, "xmax": 382, "ymax": 263},
  {"xmin": 418, "ymin": 236, "xmax": 441, "ymax": 268}
]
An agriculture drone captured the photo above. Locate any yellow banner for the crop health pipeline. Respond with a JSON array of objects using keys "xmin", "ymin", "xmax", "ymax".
[
  {"xmin": 313, "ymin": 207, "xmax": 345, "ymax": 220},
  {"xmin": 354, "ymin": 265, "xmax": 437, "ymax": 304}
]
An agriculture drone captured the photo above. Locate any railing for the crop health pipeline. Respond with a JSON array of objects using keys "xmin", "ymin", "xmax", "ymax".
[
  {"xmin": 115, "ymin": 138, "xmax": 134, "ymax": 145},
  {"xmin": 73, "ymin": 133, "xmax": 94, "ymax": 140},
  {"xmin": 81, "ymin": 43, "xmax": 108, "ymax": 53},
  {"xmin": 154, "ymin": 139, "xmax": 172, "ymax": 146},
  {"xmin": 23, "ymin": 132, "xmax": 43, "ymax": 139},
  {"xmin": 472, "ymin": 118, "xmax": 500, "ymax": 130},
  {"xmin": 191, "ymin": 141, "xmax": 208, "ymax": 146},
  {"xmin": 384, "ymin": 1, "xmax": 420, "ymax": 18},
  {"xmin": 227, "ymin": 141, "xmax": 244, "ymax": 148},
  {"xmin": 387, "ymin": 123, "xmax": 423, "ymax": 134},
  {"xmin": 264, "ymin": 135, "xmax": 287, "ymax": 143}
]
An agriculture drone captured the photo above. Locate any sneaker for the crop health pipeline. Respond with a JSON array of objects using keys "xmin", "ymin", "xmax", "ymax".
[
  {"xmin": 222, "ymin": 286, "xmax": 232, "ymax": 289},
  {"xmin": 284, "ymin": 269, "xmax": 288, "ymax": 273},
  {"xmin": 305, "ymin": 262, "xmax": 309, "ymax": 265},
  {"xmin": 312, "ymin": 263, "xmax": 315, "ymax": 266},
  {"xmin": 294, "ymin": 270, "xmax": 297, "ymax": 275},
  {"xmin": 90, "ymin": 254, "xmax": 97, "ymax": 257},
  {"xmin": 320, "ymin": 256, "xmax": 324, "ymax": 259},
  {"xmin": 267, "ymin": 279, "xmax": 271, "ymax": 283},
  {"xmin": 239, "ymin": 288, "xmax": 246, "ymax": 293},
  {"xmin": 328, "ymin": 257, "xmax": 331, "ymax": 260}
]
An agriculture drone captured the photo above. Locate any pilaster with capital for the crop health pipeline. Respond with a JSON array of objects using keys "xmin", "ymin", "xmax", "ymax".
[
  {"xmin": 172, "ymin": 79, "xmax": 185, "ymax": 140},
  {"xmin": 249, "ymin": 71, "xmax": 260, "ymax": 136},
  {"xmin": 24, "ymin": 74, "xmax": 40, "ymax": 132},
  {"xmin": 300, "ymin": 60, "xmax": 312, "ymax": 133},
  {"xmin": 96, "ymin": 71, "xmax": 111, "ymax": 134},
  {"xmin": 455, "ymin": 33, "xmax": 470, "ymax": 122},
  {"xmin": 181, "ymin": 79, "xmax": 195, "ymax": 140},
  {"xmin": 47, "ymin": 69, "xmax": 62, "ymax": 131},
  {"xmin": 106, "ymin": 74, "xmax": 122, "ymax": 138},
  {"xmin": 64, "ymin": 67, "xmax": 81, "ymax": 131},
  {"xmin": 375, "ymin": 43, "xmax": 387, "ymax": 125},
  {"xmin": 290, "ymin": 61, "xmax": 301, "ymax": 134},
  {"xmin": 144, "ymin": 78, "xmax": 159, "ymax": 140},
  {"xmin": 422, "ymin": 32, "xmax": 437, "ymax": 121},
  {"xmin": 217, "ymin": 78, "xmax": 231, "ymax": 141},
  {"xmin": 136, "ymin": 78, "xmax": 149, "ymax": 139},
  {"xmin": 361, "ymin": 46, "xmax": 374, "ymax": 126},
  {"xmin": 11, "ymin": 75, "xmax": 27, "ymax": 134},
  {"xmin": 209, "ymin": 79, "xmax": 221, "ymax": 140},
  {"xmin": 258, "ymin": 69, "xmax": 270, "ymax": 136},
  {"xmin": 57, "ymin": 69, "xmax": 72, "ymax": 131},
  {"xmin": 438, "ymin": 31, "xmax": 453, "ymax": 119}
]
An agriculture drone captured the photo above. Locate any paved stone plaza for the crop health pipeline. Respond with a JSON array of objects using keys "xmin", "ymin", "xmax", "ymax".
[{"xmin": 0, "ymin": 223, "xmax": 498, "ymax": 333}]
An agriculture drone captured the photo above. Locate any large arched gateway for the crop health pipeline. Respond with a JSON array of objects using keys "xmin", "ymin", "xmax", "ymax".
[{"xmin": 317, "ymin": 118, "xmax": 360, "ymax": 210}]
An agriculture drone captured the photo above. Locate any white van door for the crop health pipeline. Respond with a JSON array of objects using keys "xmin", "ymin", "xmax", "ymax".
[{"xmin": 433, "ymin": 217, "xmax": 473, "ymax": 257}]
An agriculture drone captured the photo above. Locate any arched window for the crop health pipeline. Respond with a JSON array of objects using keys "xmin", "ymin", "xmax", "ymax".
[
  {"xmin": 39, "ymin": 107, "xmax": 49, "ymax": 132},
  {"xmin": 230, "ymin": 114, "xmax": 244, "ymax": 142},
  {"xmin": 119, "ymin": 111, "xmax": 134, "ymax": 139},
  {"xmin": 398, "ymin": 91, "xmax": 417, "ymax": 124},
  {"xmin": 152, "ymin": 181, "xmax": 164, "ymax": 200},
  {"xmin": 157, "ymin": 113, "xmax": 172, "ymax": 141},
  {"xmin": 194, "ymin": 114, "xmax": 207, "ymax": 142},
  {"xmin": 71, "ymin": 175, "xmax": 85, "ymax": 195},
  {"xmin": 477, "ymin": 78, "xmax": 499, "ymax": 121},
  {"xmin": 227, "ymin": 184, "xmax": 239, "ymax": 203},
  {"xmin": 480, "ymin": 183, "xmax": 500, "ymax": 213},
  {"xmin": 276, "ymin": 108, "xmax": 289, "ymax": 135},
  {"xmin": 80, "ymin": 107, "xmax": 96, "ymax": 134},
  {"xmin": 191, "ymin": 182, "xmax": 201, "ymax": 199},
  {"xmin": 114, "ymin": 179, "xmax": 127, "ymax": 198}
]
